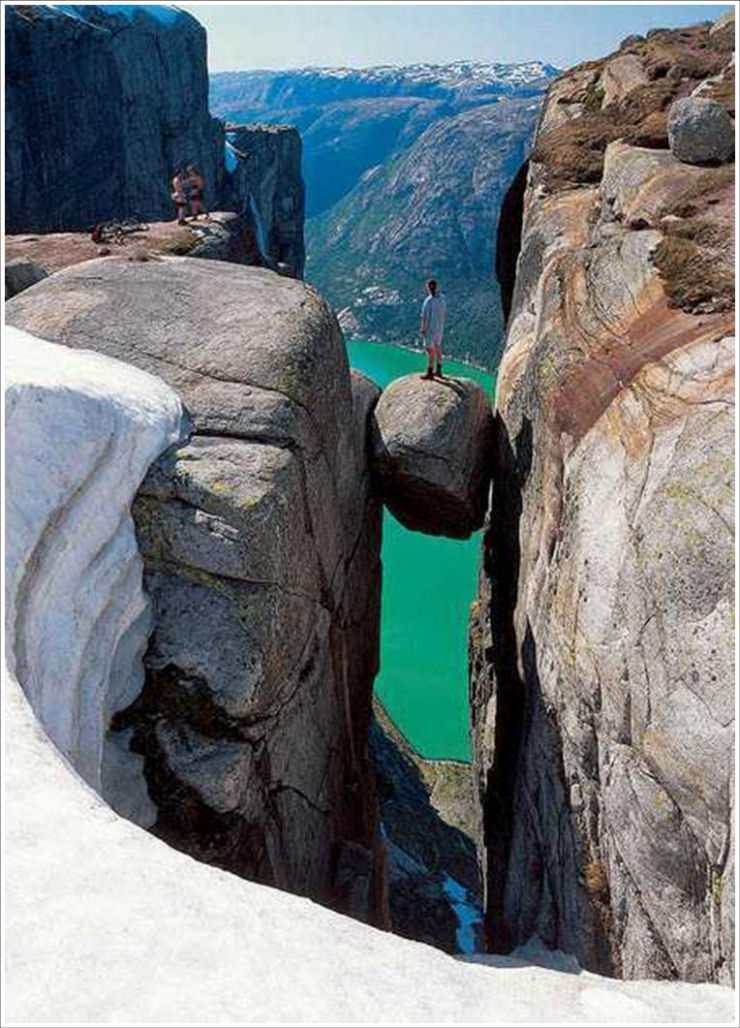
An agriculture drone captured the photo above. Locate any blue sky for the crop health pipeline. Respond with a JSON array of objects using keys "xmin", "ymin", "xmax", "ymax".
[{"xmin": 179, "ymin": 2, "xmax": 734, "ymax": 71}]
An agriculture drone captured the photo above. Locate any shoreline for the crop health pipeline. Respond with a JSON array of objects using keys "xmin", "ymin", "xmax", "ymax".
[
  {"xmin": 373, "ymin": 695, "xmax": 471, "ymax": 770},
  {"xmin": 346, "ymin": 335, "xmax": 496, "ymax": 375}
]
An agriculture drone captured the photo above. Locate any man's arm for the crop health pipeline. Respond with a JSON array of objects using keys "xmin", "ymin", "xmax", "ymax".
[{"xmin": 419, "ymin": 297, "xmax": 428, "ymax": 339}]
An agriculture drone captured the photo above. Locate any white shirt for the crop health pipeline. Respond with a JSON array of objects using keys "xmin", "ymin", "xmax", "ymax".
[{"xmin": 421, "ymin": 294, "xmax": 446, "ymax": 340}]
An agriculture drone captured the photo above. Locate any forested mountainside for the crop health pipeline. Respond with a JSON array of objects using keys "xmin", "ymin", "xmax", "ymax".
[{"xmin": 209, "ymin": 62, "xmax": 558, "ymax": 366}]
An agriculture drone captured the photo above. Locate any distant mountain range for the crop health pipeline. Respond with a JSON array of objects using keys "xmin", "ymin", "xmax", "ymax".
[{"xmin": 210, "ymin": 61, "xmax": 559, "ymax": 367}]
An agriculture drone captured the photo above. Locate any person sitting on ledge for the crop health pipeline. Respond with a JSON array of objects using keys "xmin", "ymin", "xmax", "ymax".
[{"xmin": 419, "ymin": 277, "xmax": 446, "ymax": 380}]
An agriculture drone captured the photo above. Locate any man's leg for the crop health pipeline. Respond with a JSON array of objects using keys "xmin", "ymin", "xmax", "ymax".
[
  {"xmin": 421, "ymin": 344, "xmax": 434, "ymax": 380},
  {"xmin": 434, "ymin": 341, "xmax": 443, "ymax": 377}
]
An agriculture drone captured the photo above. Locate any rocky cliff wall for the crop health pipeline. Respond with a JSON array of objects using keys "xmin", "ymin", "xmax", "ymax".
[
  {"xmin": 6, "ymin": 258, "xmax": 383, "ymax": 921},
  {"xmin": 470, "ymin": 14, "xmax": 735, "ymax": 983},
  {"xmin": 223, "ymin": 125, "xmax": 306, "ymax": 277},
  {"xmin": 5, "ymin": 5, "xmax": 224, "ymax": 231},
  {"xmin": 5, "ymin": 322, "xmax": 734, "ymax": 1024},
  {"xmin": 5, "ymin": 5, "xmax": 305, "ymax": 277}
]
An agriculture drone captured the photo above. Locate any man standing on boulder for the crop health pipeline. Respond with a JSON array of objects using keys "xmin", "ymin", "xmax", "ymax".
[{"xmin": 419, "ymin": 278, "xmax": 446, "ymax": 380}]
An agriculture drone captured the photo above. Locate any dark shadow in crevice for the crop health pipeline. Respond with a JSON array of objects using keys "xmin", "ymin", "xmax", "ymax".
[
  {"xmin": 495, "ymin": 159, "xmax": 529, "ymax": 328},
  {"xmin": 478, "ymin": 413, "xmax": 532, "ymax": 953},
  {"xmin": 369, "ymin": 709, "xmax": 483, "ymax": 955}
]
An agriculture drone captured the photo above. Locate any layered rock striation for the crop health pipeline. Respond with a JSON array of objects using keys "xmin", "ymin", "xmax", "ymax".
[
  {"xmin": 6, "ymin": 258, "xmax": 383, "ymax": 920},
  {"xmin": 471, "ymin": 14, "xmax": 735, "ymax": 983}
]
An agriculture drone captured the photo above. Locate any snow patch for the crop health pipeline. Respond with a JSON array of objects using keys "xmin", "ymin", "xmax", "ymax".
[
  {"xmin": 4, "ymin": 328, "xmax": 185, "ymax": 824},
  {"xmin": 5, "ymin": 670, "xmax": 734, "ymax": 1022}
]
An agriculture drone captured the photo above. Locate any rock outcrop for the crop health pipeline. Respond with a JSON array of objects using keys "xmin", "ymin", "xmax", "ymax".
[
  {"xmin": 4, "ymin": 327, "xmax": 184, "ymax": 821},
  {"xmin": 5, "ymin": 211, "xmax": 266, "ymax": 277},
  {"xmin": 6, "ymin": 258, "xmax": 384, "ymax": 921},
  {"xmin": 5, "ymin": 5, "xmax": 223, "ymax": 231},
  {"xmin": 4, "ymin": 294, "xmax": 735, "ymax": 1020},
  {"xmin": 371, "ymin": 704, "xmax": 482, "ymax": 954},
  {"xmin": 371, "ymin": 374, "xmax": 493, "ymax": 538},
  {"xmin": 471, "ymin": 14, "xmax": 735, "ymax": 984},
  {"xmin": 5, "ymin": 256, "xmax": 48, "ymax": 299},
  {"xmin": 223, "ymin": 125, "xmax": 306, "ymax": 277},
  {"xmin": 667, "ymin": 96, "xmax": 735, "ymax": 165}
]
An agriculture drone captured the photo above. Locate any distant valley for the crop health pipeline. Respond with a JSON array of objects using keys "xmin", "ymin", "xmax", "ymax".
[{"xmin": 209, "ymin": 61, "xmax": 559, "ymax": 367}]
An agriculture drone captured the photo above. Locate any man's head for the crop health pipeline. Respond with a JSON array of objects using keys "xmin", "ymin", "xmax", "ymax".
[{"xmin": 426, "ymin": 278, "xmax": 437, "ymax": 297}]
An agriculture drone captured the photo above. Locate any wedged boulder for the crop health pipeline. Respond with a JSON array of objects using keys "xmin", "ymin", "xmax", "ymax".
[
  {"xmin": 667, "ymin": 96, "xmax": 735, "ymax": 165},
  {"xmin": 370, "ymin": 375, "xmax": 494, "ymax": 538},
  {"xmin": 5, "ymin": 258, "xmax": 384, "ymax": 922},
  {"xmin": 5, "ymin": 256, "xmax": 48, "ymax": 299}
]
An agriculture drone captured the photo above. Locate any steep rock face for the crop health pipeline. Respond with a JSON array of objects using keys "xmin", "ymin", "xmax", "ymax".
[
  {"xmin": 371, "ymin": 374, "xmax": 493, "ymax": 538},
  {"xmin": 5, "ymin": 6, "xmax": 306, "ymax": 279},
  {"xmin": 5, "ymin": 5, "xmax": 224, "ymax": 231},
  {"xmin": 4, "ymin": 327, "xmax": 184, "ymax": 822},
  {"xmin": 471, "ymin": 15, "xmax": 735, "ymax": 984},
  {"xmin": 370, "ymin": 706, "xmax": 482, "ymax": 954},
  {"xmin": 223, "ymin": 125, "xmax": 306, "ymax": 277},
  {"xmin": 5, "ymin": 258, "xmax": 384, "ymax": 921}
]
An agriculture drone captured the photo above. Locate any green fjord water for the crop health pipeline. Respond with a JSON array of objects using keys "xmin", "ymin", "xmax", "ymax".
[{"xmin": 346, "ymin": 339, "xmax": 495, "ymax": 762}]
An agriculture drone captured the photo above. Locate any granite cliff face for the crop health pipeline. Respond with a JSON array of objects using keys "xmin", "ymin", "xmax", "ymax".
[
  {"xmin": 4, "ymin": 306, "xmax": 735, "ymax": 1021},
  {"xmin": 470, "ymin": 15, "xmax": 735, "ymax": 983},
  {"xmin": 6, "ymin": 251, "xmax": 498, "ymax": 944},
  {"xmin": 5, "ymin": 5, "xmax": 305, "ymax": 276},
  {"xmin": 223, "ymin": 125, "xmax": 306, "ymax": 277},
  {"xmin": 5, "ymin": 5, "xmax": 223, "ymax": 230}
]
